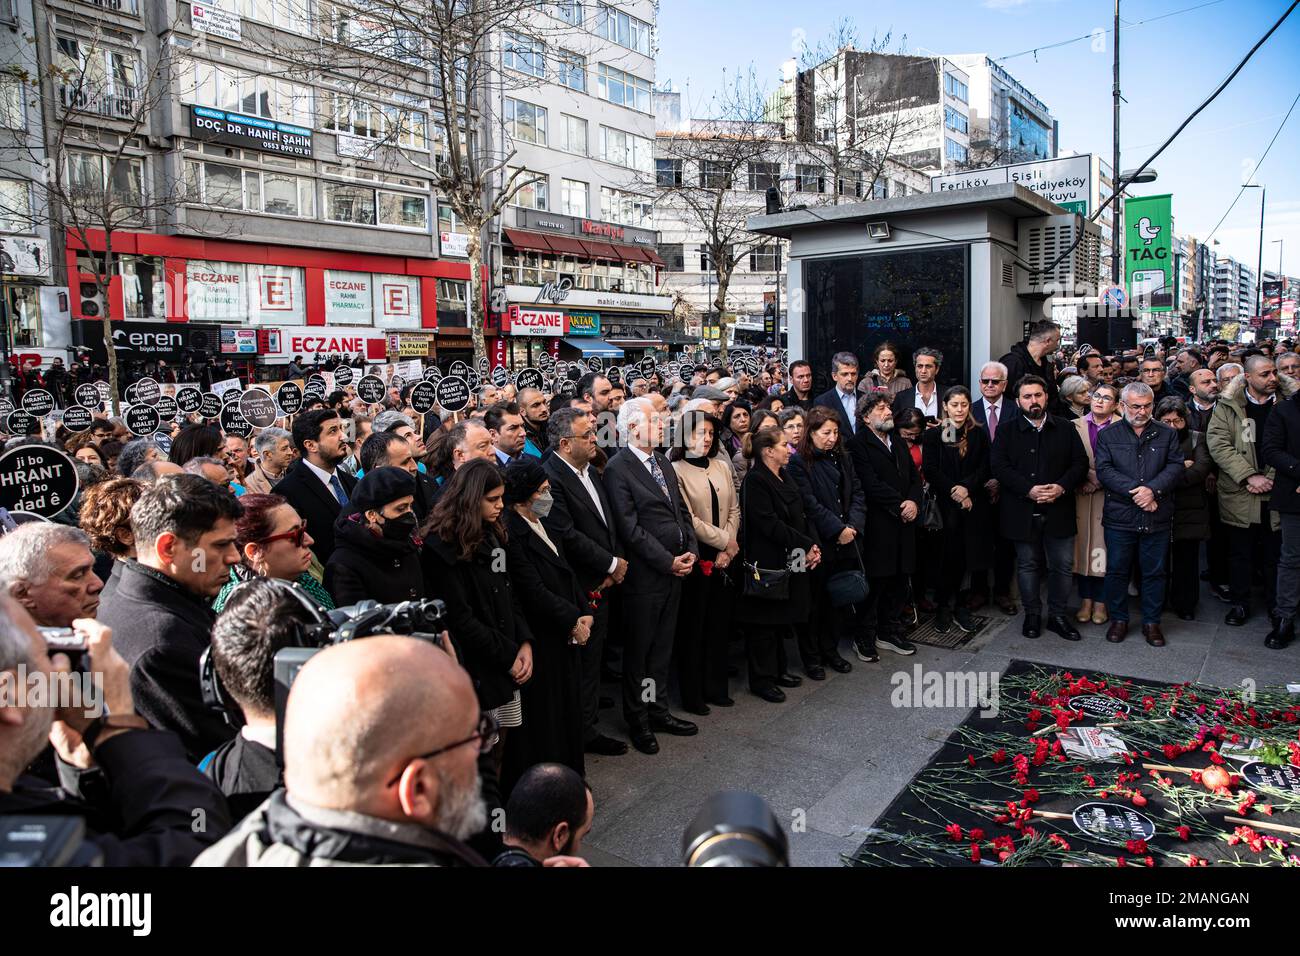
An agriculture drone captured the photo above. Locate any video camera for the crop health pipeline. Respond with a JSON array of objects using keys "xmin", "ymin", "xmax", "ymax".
[{"xmin": 0, "ymin": 816, "xmax": 103, "ymax": 867}]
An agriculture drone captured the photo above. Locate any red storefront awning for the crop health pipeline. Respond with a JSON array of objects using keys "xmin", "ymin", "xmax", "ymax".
[
  {"xmin": 547, "ymin": 235, "xmax": 589, "ymax": 256},
  {"xmin": 502, "ymin": 229, "xmax": 554, "ymax": 253},
  {"xmin": 639, "ymin": 247, "xmax": 666, "ymax": 266},
  {"xmin": 581, "ymin": 240, "xmax": 621, "ymax": 260}
]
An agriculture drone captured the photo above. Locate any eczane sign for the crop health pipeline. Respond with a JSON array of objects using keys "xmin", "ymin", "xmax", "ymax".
[{"xmin": 508, "ymin": 306, "xmax": 563, "ymax": 337}]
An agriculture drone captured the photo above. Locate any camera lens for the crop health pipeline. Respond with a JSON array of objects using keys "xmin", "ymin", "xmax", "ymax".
[{"xmin": 681, "ymin": 791, "xmax": 788, "ymax": 867}]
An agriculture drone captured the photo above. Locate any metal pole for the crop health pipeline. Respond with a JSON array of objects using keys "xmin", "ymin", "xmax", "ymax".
[
  {"xmin": 1111, "ymin": 0, "xmax": 1122, "ymax": 288},
  {"xmin": 1256, "ymin": 186, "xmax": 1266, "ymax": 319}
]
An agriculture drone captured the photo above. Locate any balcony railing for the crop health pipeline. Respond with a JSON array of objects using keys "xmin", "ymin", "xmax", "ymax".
[{"xmin": 59, "ymin": 84, "xmax": 141, "ymax": 119}]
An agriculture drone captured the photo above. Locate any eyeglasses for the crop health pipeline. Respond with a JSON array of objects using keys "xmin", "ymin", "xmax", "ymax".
[
  {"xmin": 980, "ymin": 378, "xmax": 1004, "ymax": 385},
  {"xmin": 258, "ymin": 521, "xmax": 309, "ymax": 548},
  {"xmin": 386, "ymin": 712, "xmax": 499, "ymax": 786}
]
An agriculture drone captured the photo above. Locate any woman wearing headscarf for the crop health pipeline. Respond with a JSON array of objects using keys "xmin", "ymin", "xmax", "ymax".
[
  {"xmin": 500, "ymin": 458, "xmax": 589, "ymax": 790},
  {"xmin": 1072, "ymin": 383, "xmax": 1121, "ymax": 625},
  {"xmin": 324, "ymin": 466, "xmax": 423, "ymax": 607}
]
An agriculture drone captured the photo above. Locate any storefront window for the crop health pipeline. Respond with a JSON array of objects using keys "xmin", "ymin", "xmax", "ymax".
[
  {"xmin": 7, "ymin": 285, "xmax": 40, "ymax": 348},
  {"xmin": 187, "ymin": 260, "xmax": 249, "ymax": 323},
  {"xmin": 373, "ymin": 273, "xmax": 421, "ymax": 329},
  {"xmin": 121, "ymin": 255, "xmax": 166, "ymax": 319},
  {"xmin": 436, "ymin": 278, "xmax": 468, "ymax": 327},
  {"xmin": 249, "ymin": 264, "xmax": 306, "ymax": 325}
]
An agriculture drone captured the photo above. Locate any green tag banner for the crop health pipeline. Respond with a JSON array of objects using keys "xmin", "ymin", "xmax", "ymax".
[{"xmin": 1124, "ymin": 194, "xmax": 1173, "ymax": 313}]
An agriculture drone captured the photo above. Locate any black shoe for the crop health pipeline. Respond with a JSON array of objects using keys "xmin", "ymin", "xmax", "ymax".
[
  {"xmin": 585, "ymin": 734, "xmax": 629, "ymax": 756},
  {"xmin": 1211, "ymin": 584, "xmax": 1232, "ymax": 604},
  {"xmin": 1047, "ymin": 614, "xmax": 1082, "ymax": 642},
  {"xmin": 1022, "ymin": 613, "xmax": 1042, "ymax": 639},
  {"xmin": 777, "ymin": 672, "xmax": 802, "ymax": 688},
  {"xmin": 876, "ymin": 634, "xmax": 916, "ymax": 655},
  {"xmin": 953, "ymin": 608, "xmax": 978, "ymax": 633},
  {"xmin": 682, "ymin": 703, "xmax": 711, "ymax": 717},
  {"xmin": 853, "ymin": 640, "xmax": 879, "ymax": 663},
  {"xmin": 1225, "ymin": 604, "xmax": 1249, "ymax": 626},
  {"xmin": 934, "ymin": 607, "xmax": 953, "ymax": 633},
  {"xmin": 805, "ymin": 664, "xmax": 827, "ymax": 681},
  {"xmin": 649, "ymin": 713, "xmax": 698, "ymax": 736},
  {"xmin": 598, "ymin": 696, "xmax": 614, "ymax": 710},
  {"xmin": 1176, "ymin": 611, "xmax": 1195, "ymax": 621},
  {"xmin": 1265, "ymin": 616, "xmax": 1295, "ymax": 650},
  {"xmin": 826, "ymin": 655, "xmax": 853, "ymax": 674},
  {"xmin": 706, "ymin": 695, "xmax": 735, "ymax": 707},
  {"xmin": 754, "ymin": 686, "xmax": 786, "ymax": 703},
  {"xmin": 628, "ymin": 726, "xmax": 659, "ymax": 754}
]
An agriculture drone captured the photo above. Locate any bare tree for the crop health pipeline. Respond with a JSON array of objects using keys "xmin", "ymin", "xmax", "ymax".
[{"xmin": 650, "ymin": 71, "xmax": 776, "ymax": 361}]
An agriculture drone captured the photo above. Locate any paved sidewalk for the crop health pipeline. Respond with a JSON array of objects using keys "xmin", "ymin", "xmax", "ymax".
[{"xmin": 581, "ymin": 592, "xmax": 1300, "ymax": 867}]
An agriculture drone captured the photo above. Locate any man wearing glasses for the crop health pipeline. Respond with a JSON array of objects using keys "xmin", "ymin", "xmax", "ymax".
[
  {"xmin": 197, "ymin": 634, "xmax": 494, "ymax": 867},
  {"xmin": 969, "ymin": 361, "xmax": 1019, "ymax": 615},
  {"xmin": 1093, "ymin": 383, "xmax": 1186, "ymax": 646}
]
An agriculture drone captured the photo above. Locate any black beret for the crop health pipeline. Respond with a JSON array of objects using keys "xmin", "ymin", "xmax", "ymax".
[
  {"xmin": 350, "ymin": 466, "xmax": 415, "ymax": 515},
  {"xmin": 503, "ymin": 456, "xmax": 547, "ymax": 505}
]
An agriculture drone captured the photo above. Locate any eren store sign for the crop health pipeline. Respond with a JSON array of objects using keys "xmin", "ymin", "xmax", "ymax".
[{"xmin": 508, "ymin": 306, "xmax": 564, "ymax": 337}]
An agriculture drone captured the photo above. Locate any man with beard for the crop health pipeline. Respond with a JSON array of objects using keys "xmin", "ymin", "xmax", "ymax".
[
  {"xmin": 494, "ymin": 763, "xmax": 593, "ymax": 866},
  {"xmin": 999, "ymin": 320, "xmax": 1061, "ymax": 412},
  {"xmin": 195, "ymin": 635, "xmax": 491, "ymax": 867},
  {"xmin": 1168, "ymin": 348, "xmax": 1206, "ymax": 401},
  {"xmin": 991, "ymin": 375, "xmax": 1088, "ymax": 640},
  {"xmin": 274, "ymin": 409, "xmax": 357, "ymax": 564},
  {"xmin": 1184, "ymin": 368, "xmax": 1220, "ymax": 433},
  {"xmin": 1094, "ymin": 382, "xmax": 1186, "ymax": 646},
  {"xmin": 517, "ymin": 387, "xmax": 550, "ymax": 456}
]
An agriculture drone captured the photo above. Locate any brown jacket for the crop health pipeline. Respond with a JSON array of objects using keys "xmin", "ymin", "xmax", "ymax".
[{"xmin": 241, "ymin": 463, "xmax": 286, "ymax": 496}]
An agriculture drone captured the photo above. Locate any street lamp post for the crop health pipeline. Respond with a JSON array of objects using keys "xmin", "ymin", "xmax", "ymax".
[{"xmin": 1243, "ymin": 183, "xmax": 1265, "ymax": 319}]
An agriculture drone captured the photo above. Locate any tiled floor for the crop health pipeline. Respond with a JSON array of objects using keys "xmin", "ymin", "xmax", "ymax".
[{"xmin": 581, "ymin": 588, "xmax": 1300, "ymax": 867}]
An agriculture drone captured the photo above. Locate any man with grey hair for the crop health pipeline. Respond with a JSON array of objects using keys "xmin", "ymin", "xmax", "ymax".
[
  {"xmin": 116, "ymin": 436, "xmax": 161, "ymax": 479},
  {"xmin": 814, "ymin": 351, "xmax": 861, "ymax": 434},
  {"xmin": 184, "ymin": 455, "xmax": 236, "ymax": 493},
  {"xmin": 970, "ymin": 359, "xmax": 1019, "ymax": 614},
  {"xmin": 1208, "ymin": 353, "xmax": 1288, "ymax": 626},
  {"xmin": 892, "ymin": 347, "xmax": 943, "ymax": 421},
  {"xmin": 0, "ymin": 523, "xmax": 103, "ymax": 627},
  {"xmin": 1094, "ymin": 381, "xmax": 1186, "ymax": 646},
  {"xmin": 1216, "ymin": 362, "xmax": 1243, "ymax": 387},
  {"xmin": 131, "ymin": 459, "xmax": 184, "ymax": 483},
  {"xmin": 196, "ymin": 635, "xmax": 489, "ymax": 866},
  {"xmin": 242, "ymin": 426, "xmax": 295, "ymax": 494},
  {"xmin": 0, "ymin": 595, "xmax": 232, "ymax": 865}
]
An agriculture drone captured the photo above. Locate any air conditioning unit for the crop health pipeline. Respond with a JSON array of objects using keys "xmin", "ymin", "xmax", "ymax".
[
  {"xmin": 79, "ymin": 282, "xmax": 105, "ymax": 319},
  {"xmin": 1016, "ymin": 213, "xmax": 1101, "ymax": 299}
]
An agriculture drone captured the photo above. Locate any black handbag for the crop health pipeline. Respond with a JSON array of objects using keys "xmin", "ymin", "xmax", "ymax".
[
  {"xmin": 920, "ymin": 485, "xmax": 944, "ymax": 531},
  {"xmin": 826, "ymin": 540, "xmax": 868, "ymax": 608},
  {"xmin": 741, "ymin": 475, "xmax": 793, "ymax": 601}
]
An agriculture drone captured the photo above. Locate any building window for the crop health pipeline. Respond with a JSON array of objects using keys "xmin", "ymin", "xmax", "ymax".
[
  {"xmin": 699, "ymin": 160, "xmax": 730, "ymax": 190},
  {"xmin": 186, "ymin": 161, "xmax": 315, "ymax": 218},
  {"xmin": 55, "ymin": 38, "xmax": 140, "ymax": 117},
  {"xmin": 8, "ymin": 285, "xmax": 41, "ymax": 348},
  {"xmin": 504, "ymin": 98, "xmax": 547, "ymax": 145},
  {"xmin": 378, "ymin": 190, "xmax": 428, "ymax": 229},
  {"xmin": 600, "ymin": 126, "xmax": 651, "ymax": 171},
  {"xmin": 320, "ymin": 93, "xmax": 427, "ymax": 149},
  {"xmin": 837, "ymin": 170, "xmax": 864, "ymax": 198},
  {"xmin": 656, "ymin": 158, "xmax": 682, "ymax": 187},
  {"xmin": 871, "ymin": 179, "xmax": 888, "ymax": 201},
  {"xmin": 944, "ymin": 106, "xmax": 968, "ymax": 134},
  {"xmin": 67, "ymin": 151, "xmax": 144, "ymax": 208},
  {"xmin": 1010, "ymin": 98, "xmax": 1052, "ymax": 161},
  {"xmin": 796, "ymin": 163, "xmax": 825, "ymax": 193},
  {"xmin": 511, "ymin": 171, "xmax": 549, "ymax": 210},
  {"xmin": 595, "ymin": 3, "xmax": 651, "ymax": 55},
  {"xmin": 503, "ymin": 32, "xmax": 546, "ymax": 78},
  {"xmin": 944, "ymin": 72, "xmax": 968, "ymax": 103},
  {"xmin": 945, "ymin": 138, "xmax": 968, "ymax": 164},
  {"xmin": 323, "ymin": 182, "xmax": 376, "ymax": 224},
  {"xmin": 748, "ymin": 161, "xmax": 780, "ymax": 192},
  {"xmin": 559, "ymin": 114, "xmax": 587, "ymax": 155},
  {"xmin": 553, "ymin": 1, "xmax": 583, "ymax": 26},
  {"xmin": 235, "ymin": 0, "xmax": 311, "ymax": 35},
  {"xmin": 561, "ymin": 178, "xmax": 587, "ymax": 217},
  {"xmin": 600, "ymin": 186, "xmax": 651, "ymax": 227},
  {"xmin": 659, "ymin": 243, "xmax": 684, "ymax": 272},
  {"xmin": 0, "ymin": 74, "xmax": 23, "ymax": 129},
  {"xmin": 555, "ymin": 51, "xmax": 586, "ymax": 92},
  {"xmin": 182, "ymin": 58, "xmax": 313, "ymax": 126},
  {"xmin": 750, "ymin": 244, "xmax": 780, "ymax": 272},
  {"xmin": 699, "ymin": 244, "xmax": 732, "ymax": 271},
  {"xmin": 595, "ymin": 64, "xmax": 651, "ymax": 112},
  {"xmin": 0, "ymin": 178, "xmax": 31, "ymax": 232}
]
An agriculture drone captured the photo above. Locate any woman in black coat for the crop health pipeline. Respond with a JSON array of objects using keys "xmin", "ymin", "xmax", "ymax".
[
  {"xmin": 422, "ymin": 459, "xmax": 535, "ymax": 764},
  {"xmin": 1155, "ymin": 398, "xmax": 1213, "ymax": 620},
  {"xmin": 499, "ymin": 459, "xmax": 590, "ymax": 792},
  {"xmin": 787, "ymin": 405, "xmax": 864, "ymax": 675},
  {"xmin": 324, "ymin": 466, "xmax": 424, "ymax": 606},
  {"xmin": 921, "ymin": 386, "xmax": 993, "ymax": 633},
  {"xmin": 737, "ymin": 427, "xmax": 822, "ymax": 702}
]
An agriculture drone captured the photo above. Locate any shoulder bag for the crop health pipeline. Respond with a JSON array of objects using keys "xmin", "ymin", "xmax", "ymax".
[{"xmin": 741, "ymin": 472, "xmax": 792, "ymax": 601}]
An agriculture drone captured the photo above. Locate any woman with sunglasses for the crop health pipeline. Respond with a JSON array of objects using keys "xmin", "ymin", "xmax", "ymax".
[{"xmin": 212, "ymin": 493, "xmax": 334, "ymax": 613}]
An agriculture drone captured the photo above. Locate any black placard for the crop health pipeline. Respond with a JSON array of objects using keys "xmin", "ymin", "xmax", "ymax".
[
  {"xmin": 558, "ymin": 379, "xmax": 577, "ymax": 399},
  {"xmin": 332, "ymin": 364, "xmax": 354, "ymax": 388},
  {"xmin": 639, "ymin": 357, "xmax": 655, "ymax": 375},
  {"xmin": 423, "ymin": 365, "xmax": 442, "ymax": 382},
  {"xmin": 587, "ymin": 356, "xmax": 603, "ymax": 372},
  {"xmin": 435, "ymin": 376, "xmax": 470, "ymax": 413},
  {"xmin": 448, "ymin": 360, "xmax": 469, "ymax": 378},
  {"xmin": 199, "ymin": 392, "xmax": 223, "ymax": 420},
  {"xmin": 477, "ymin": 356, "xmax": 490, "ymax": 374},
  {"xmin": 176, "ymin": 387, "xmax": 204, "ymax": 415},
  {"xmin": 409, "ymin": 380, "xmax": 438, "ymax": 414},
  {"xmin": 554, "ymin": 360, "xmax": 569, "ymax": 381},
  {"xmin": 21, "ymin": 389, "xmax": 54, "ymax": 416},
  {"xmin": 61, "ymin": 405, "xmax": 94, "ymax": 433},
  {"xmin": 607, "ymin": 366, "xmax": 622, "ymax": 386},
  {"xmin": 239, "ymin": 388, "xmax": 279, "ymax": 428},
  {"xmin": 124, "ymin": 382, "xmax": 140, "ymax": 404},
  {"xmin": 491, "ymin": 366, "xmax": 509, "ymax": 388},
  {"xmin": 307, "ymin": 374, "xmax": 327, "ymax": 394},
  {"xmin": 134, "ymin": 377, "xmax": 161, "ymax": 406},
  {"xmin": 6, "ymin": 410, "xmax": 34, "ymax": 434},
  {"xmin": 514, "ymin": 368, "xmax": 544, "ymax": 391},
  {"xmin": 0, "ymin": 398, "xmax": 13, "ymax": 418},
  {"xmin": 222, "ymin": 388, "xmax": 244, "ymax": 405},
  {"xmin": 1072, "ymin": 695, "xmax": 1132, "ymax": 720},
  {"xmin": 356, "ymin": 375, "xmax": 386, "ymax": 404},
  {"xmin": 155, "ymin": 395, "xmax": 178, "ymax": 422},
  {"xmin": 1239, "ymin": 761, "xmax": 1300, "ymax": 794},
  {"xmin": 74, "ymin": 383, "xmax": 102, "ymax": 408},
  {"xmin": 679, "ymin": 366, "xmax": 693, "ymax": 384},
  {"xmin": 125, "ymin": 404, "xmax": 162, "ymax": 437},
  {"xmin": 276, "ymin": 382, "xmax": 303, "ymax": 416},
  {"xmin": 1071, "ymin": 802, "xmax": 1156, "ymax": 846},
  {"xmin": 221, "ymin": 405, "xmax": 253, "ymax": 437},
  {"xmin": 464, "ymin": 370, "xmax": 481, "ymax": 392},
  {"xmin": 0, "ymin": 445, "xmax": 79, "ymax": 518}
]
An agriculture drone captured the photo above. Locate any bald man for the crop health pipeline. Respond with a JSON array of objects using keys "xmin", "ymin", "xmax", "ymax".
[{"xmin": 196, "ymin": 635, "xmax": 490, "ymax": 867}]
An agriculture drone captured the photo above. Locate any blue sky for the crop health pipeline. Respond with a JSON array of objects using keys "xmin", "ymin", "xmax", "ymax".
[{"xmin": 655, "ymin": 0, "xmax": 1300, "ymax": 278}]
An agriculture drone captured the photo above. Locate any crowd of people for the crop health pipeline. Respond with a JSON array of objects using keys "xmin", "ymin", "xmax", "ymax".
[{"xmin": 1, "ymin": 321, "xmax": 1297, "ymax": 868}]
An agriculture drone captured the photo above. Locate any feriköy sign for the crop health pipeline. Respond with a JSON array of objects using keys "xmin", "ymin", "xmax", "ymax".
[{"xmin": 0, "ymin": 445, "xmax": 79, "ymax": 519}]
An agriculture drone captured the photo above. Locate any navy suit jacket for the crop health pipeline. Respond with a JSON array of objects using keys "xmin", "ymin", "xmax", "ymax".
[
  {"xmin": 970, "ymin": 395, "xmax": 1021, "ymax": 443},
  {"xmin": 814, "ymin": 387, "xmax": 859, "ymax": 435}
]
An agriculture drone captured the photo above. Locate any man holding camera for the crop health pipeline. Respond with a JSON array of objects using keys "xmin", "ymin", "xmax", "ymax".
[
  {"xmin": 196, "ymin": 635, "xmax": 490, "ymax": 867},
  {"xmin": 0, "ymin": 597, "xmax": 231, "ymax": 865}
]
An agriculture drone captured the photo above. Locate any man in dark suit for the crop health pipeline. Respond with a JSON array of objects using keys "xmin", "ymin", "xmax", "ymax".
[
  {"xmin": 991, "ymin": 374, "xmax": 1088, "ymax": 641},
  {"xmin": 274, "ymin": 409, "xmax": 356, "ymax": 565},
  {"xmin": 603, "ymin": 397, "xmax": 698, "ymax": 755},
  {"xmin": 813, "ymin": 351, "xmax": 862, "ymax": 436},
  {"xmin": 890, "ymin": 347, "xmax": 943, "ymax": 423},
  {"xmin": 968, "ymin": 360, "xmax": 1021, "ymax": 614},
  {"xmin": 543, "ymin": 408, "xmax": 629, "ymax": 756}
]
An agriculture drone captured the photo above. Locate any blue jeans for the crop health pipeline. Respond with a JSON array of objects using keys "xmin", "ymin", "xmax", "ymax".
[{"xmin": 1103, "ymin": 526, "xmax": 1168, "ymax": 625}]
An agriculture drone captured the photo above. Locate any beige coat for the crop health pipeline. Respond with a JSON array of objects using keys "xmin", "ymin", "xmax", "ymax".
[
  {"xmin": 673, "ymin": 455, "xmax": 740, "ymax": 554},
  {"xmin": 1073, "ymin": 413, "xmax": 1120, "ymax": 577}
]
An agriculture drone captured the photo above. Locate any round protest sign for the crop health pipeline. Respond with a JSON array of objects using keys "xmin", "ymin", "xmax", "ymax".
[
  {"xmin": 74, "ymin": 383, "xmax": 102, "ymax": 408},
  {"xmin": 21, "ymin": 389, "xmax": 54, "ymax": 417},
  {"xmin": 0, "ymin": 445, "xmax": 79, "ymax": 519},
  {"xmin": 464, "ymin": 370, "xmax": 481, "ymax": 392},
  {"xmin": 423, "ymin": 364, "xmax": 443, "ymax": 382},
  {"xmin": 356, "ymin": 375, "xmax": 386, "ymax": 404},
  {"xmin": 199, "ymin": 392, "xmax": 223, "ymax": 420},
  {"xmin": 514, "ymin": 368, "xmax": 544, "ymax": 391},
  {"xmin": 239, "ymin": 388, "xmax": 279, "ymax": 428},
  {"xmin": 61, "ymin": 405, "xmax": 94, "ymax": 433},
  {"xmin": 5, "ymin": 410, "xmax": 34, "ymax": 435},
  {"xmin": 333, "ymin": 364, "xmax": 354, "ymax": 388},
  {"xmin": 449, "ymin": 360, "xmax": 469, "ymax": 378},
  {"xmin": 0, "ymin": 397, "xmax": 13, "ymax": 418},
  {"xmin": 125, "ymin": 404, "xmax": 162, "ymax": 437},
  {"xmin": 1071, "ymin": 696, "xmax": 1132, "ymax": 721},
  {"xmin": 155, "ymin": 395, "xmax": 179, "ymax": 422},
  {"xmin": 220, "ymin": 404, "xmax": 253, "ymax": 437},
  {"xmin": 587, "ymin": 356, "xmax": 603, "ymax": 372},
  {"xmin": 435, "ymin": 376, "xmax": 470, "ymax": 413},
  {"xmin": 276, "ymin": 382, "xmax": 303, "ymax": 416},
  {"xmin": 306, "ymin": 374, "xmax": 327, "ymax": 394},
  {"xmin": 409, "ymin": 380, "xmax": 438, "ymax": 414},
  {"xmin": 1071, "ymin": 802, "xmax": 1155, "ymax": 846},
  {"xmin": 222, "ymin": 388, "xmax": 244, "ymax": 405},
  {"xmin": 1239, "ymin": 761, "xmax": 1300, "ymax": 794},
  {"xmin": 491, "ymin": 366, "xmax": 510, "ymax": 388},
  {"xmin": 176, "ymin": 387, "xmax": 203, "ymax": 415},
  {"xmin": 134, "ymin": 377, "xmax": 161, "ymax": 406}
]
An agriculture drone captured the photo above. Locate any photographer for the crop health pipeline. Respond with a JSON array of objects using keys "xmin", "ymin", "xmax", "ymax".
[
  {"xmin": 0, "ymin": 597, "xmax": 231, "ymax": 865},
  {"xmin": 195, "ymin": 635, "xmax": 488, "ymax": 867},
  {"xmin": 494, "ymin": 763, "xmax": 593, "ymax": 867}
]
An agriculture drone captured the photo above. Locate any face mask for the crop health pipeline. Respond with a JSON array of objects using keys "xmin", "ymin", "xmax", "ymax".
[
  {"xmin": 532, "ymin": 490, "xmax": 554, "ymax": 519},
  {"xmin": 381, "ymin": 511, "xmax": 417, "ymax": 541}
]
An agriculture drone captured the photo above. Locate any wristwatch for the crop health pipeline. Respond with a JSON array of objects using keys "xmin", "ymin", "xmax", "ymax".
[{"xmin": 81, "ymin": 714, "xmax": 150, "ymax": 751}]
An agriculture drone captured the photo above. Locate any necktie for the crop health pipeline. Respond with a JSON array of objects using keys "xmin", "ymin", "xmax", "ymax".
[
  {"xmin": 329, "ymin": 473, "xmax": 349, "ymax": 507},
  {"xmin": 647, "ymin": 454, "xmax": 671, "ymax": 500},
  {"xmin": 987, "ymin": 404, "xmax": 998, "ymax": 439}
]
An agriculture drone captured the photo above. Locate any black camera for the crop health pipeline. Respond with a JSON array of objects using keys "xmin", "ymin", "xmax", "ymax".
[
  {"xmin": 0, "ymin": 816, "xmax": 103, "ymax": 866},
  {"xmin": 39, "ymin": 628, "xmax": 91, "ymax": 675},
  {"xmin": 681, "ymin": 791, "xmax": 789, "ymax": 867}
]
